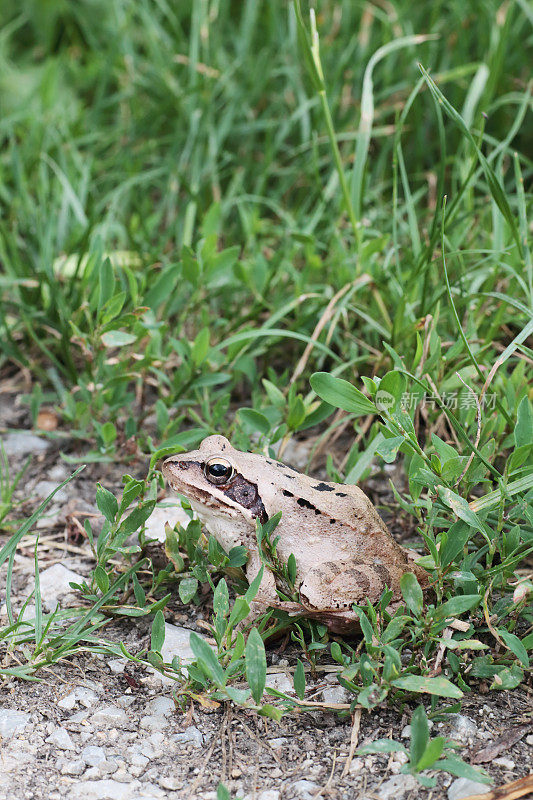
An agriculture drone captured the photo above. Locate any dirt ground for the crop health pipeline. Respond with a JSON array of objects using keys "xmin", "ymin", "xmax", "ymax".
[{"xmin": 1, "ymin": 389, "xmax": 532, "ymax": 800}]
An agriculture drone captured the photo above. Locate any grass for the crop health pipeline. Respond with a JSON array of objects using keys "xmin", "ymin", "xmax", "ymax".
[{"xmin": 0, "ymin": 0, "xmax": 532, "ymax": 785}]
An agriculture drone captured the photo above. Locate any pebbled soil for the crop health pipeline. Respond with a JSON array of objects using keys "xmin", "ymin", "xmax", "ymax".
[{"xmin": 1, "ymin": 387, "xmax": 532, "ymax": 800}]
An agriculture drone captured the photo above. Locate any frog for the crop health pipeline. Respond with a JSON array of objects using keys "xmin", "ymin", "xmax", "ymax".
[{"xmin": 162, "ymin": 435, "xmax": 428, "ymax": 633}]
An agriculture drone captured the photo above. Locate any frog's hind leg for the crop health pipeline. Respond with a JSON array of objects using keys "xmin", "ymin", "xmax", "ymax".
[{"xmin": 299, "ymin": 558, "xmax": 405, "ymax": 610}]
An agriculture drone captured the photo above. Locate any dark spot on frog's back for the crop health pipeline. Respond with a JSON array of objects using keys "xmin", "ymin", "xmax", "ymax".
[
  {"xmin": 336, "ymin": 492, "xmax": 347, "ymax": 497},
  {"xmin": 313, "ymin": 482, "xmax": 335, "ymax": 492},
  {"xmin": 296, "ymin": 497, "xmax": 323, "ymax": 516}
]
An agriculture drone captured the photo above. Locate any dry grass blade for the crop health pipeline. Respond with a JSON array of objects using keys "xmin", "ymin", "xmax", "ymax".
[{"xmin": 462, "ymin": 774, "xmax": 533, "ymax": 800}]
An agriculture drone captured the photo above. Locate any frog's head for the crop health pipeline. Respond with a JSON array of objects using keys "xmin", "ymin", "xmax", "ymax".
[{"xmin": 162, "ymin": 435, "xmax": 267, "ymax": 530}]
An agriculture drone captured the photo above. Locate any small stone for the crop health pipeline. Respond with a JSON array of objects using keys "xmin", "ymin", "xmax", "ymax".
[
  {"xmin": 348, "ymin": 757, "xmax": 364, "ymax": 774},
  {"xmin": 69, "ymin": 779, "xmax": 135, "ymax": 800},
  {"xmin": 81, "ymin": 745, "xmax": 107, "ymax": 766},
  {"xmin": 1, "ymin": 432, "xmax": 50, "ymax": 457},
  {"xmin": 265, "ymin": 672, "xmax": 293, "ymax": 695},
  {"xmin": 293, "ymin": 780, "xmax": 319, "ymax": 799},
  {"xmin": 0, "ymin": 708, "xmax": 31, "ymax": 739},
  {"xmin": 98, "ymin": 760, "xmax": 119, "ymax": 776},
  {"xmin": 448, "ymin": 778, "xmax": 491, "ymax": 800},
  {"xmin": 321, "ymin": 685, "xmax": 350, "ymax": 704},
  {"xmin": 158, "ymin": 776, "xmax": 181, "ymax": 790},
  {"xmin": 130, "ymin": 754, "xmax": 149, "ymax": 768},
  {"xmin": 493, "ymin": 757, "xmax": 515, "ymax": 770},
  {"xmin": 144, "ymin": 503, "xmax": 191, "ymax": 543},
  {"xmin": 89, "ymin": 705, "xmax": 128, "ymax": 727},
  {"xmin": 526, "ymin": 734, "xmax": 533, "ymax": 745},
  {"xmin": 108, "ymin": 659, "xmax": 128, "ymax": 674},
  {"xmin": 160, "ymin": 623, "xmax": 201, "ymax": 664},
  {"xmin": 116, "ymin": 695, "xmax": 136, "ymax": 709},
  {"xmin": 258, "ymin": 790, "xmax": 280, "ymax": 800},
  {"xmin": 61, "ymin": 759, "xmax": 86, "ymax": 776},
  {"xmin": 267, "ymin": 737, "xmax": 288, "ymax": 749},
  {"xmin": 376, "ymin": 774, "xmax": 419, "ymax": 799},
  {"xmin": 58, "ymin": 686, "xmax": 99, "ymax": 710},
  {"xmin": 140, "ymin": 715, "xmax": 169, "ymax": 731},
  {"xmin": 447, "ymin": 714, "xmax": 478, "ymax": 742},
  {"xmin": 45, "ymin": 726, "xmax": 75, "ymax": 750},
  {"xmin": 173, "ymin": 726, "xmax": 204, "ymax": 747},
  {"xmin": 145, "ymin": 696, "xmax": 175, "ymax": 716},
  {"xmin": 68, "ymin": 710, "xmax": 90, "ymax": 724},
  {"xmin": 34, "ymin": 563, "xmax": 85, "ymax": 611}
]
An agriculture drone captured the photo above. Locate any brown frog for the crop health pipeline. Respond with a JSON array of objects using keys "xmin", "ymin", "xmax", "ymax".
[{"xmin": 162, "ymin": 435, "xmax": 428, "ymax": 632}]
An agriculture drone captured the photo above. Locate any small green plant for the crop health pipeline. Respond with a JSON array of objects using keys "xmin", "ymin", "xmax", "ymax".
[
  {"xmin": 0, "ymin": 445, "xmax": 29, "ymax": 532},
  {"xmin": 357, "ymin": 705, "xmax": 491, "ymax": 788}
]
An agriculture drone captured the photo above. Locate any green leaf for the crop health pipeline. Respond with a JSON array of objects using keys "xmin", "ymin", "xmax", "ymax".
[
  {"xmin": 354, "ymin": 608, "xmax": 375, "ymax": 644},
  {"xmin": 498, "ymin": 629, "xmax": 529, "ymax": 667},
  {"xmin": 228, "ymin": 596, "xmax": 250, "ymax": 629},
  {"xmin": 490, "ymin": 665, "xmax": 523, "ymax": 690},
  {"xmin": 164, "ymin": 526, "xmax": 185, "ymax": 572},
  {"xmin": 98, "ymin": 257, "xmax": 115, "ymax": 311},
  {"xmin": 410, "ymin": 705, "xmax": 430, "ymax": 768},
  {"xmin": 400, "ymin": 573, "xmax": 423, "ymax": 617},
  {"xmin": 224, "ymin": 686, "xmax": 251, "ymax": 704},
  {"xmin": 150, "ymin": 610, "xmax": 165, "ymax": 653},
  {"xmin": 96, "ymin": 483, "xmax": 118, "ymax": 524},
  {"xmin": 376, "ymin": 436, "xmax": 404, "ymax": 463},
  {"xmin": 437, "ymin": 486, "xmax": 486, "ymax": 534},
  {"xmin": 227, "ymin": 546, "xmax": 248, "ymax": 567},
  {"xmin": 440, "ymin": 521, "xmax": 472, "ymax": 567},
  {"xmin": 418, "ymin": 738, "xmax": 447, "ymax": 775},
  {"xmin": 437, "ymin": 757, "xmax": 492, "ymax": 784},
  {"xmin": 189, "ymin": 632, "xmax": 225, "ymax": 687},
  {"xmin": 357, "ymin": 739, "xmax": 407, "ymax": 755},
  {"xmin": 391, "ymin": 675, "xmax": 463, "ymax": 698},
  {"xmin": 216, "ymin": 783, "xmax": 231, "ymax": 800},
  {"xmin": 117, "ymin": 501, "xmax": 156, "ymax": 536},
  {"xmin": 213, "ymin": 579, "xmax": 230, "ymax": 619},
  {"xmin": 287, "ymin": 553, "xmax": 297, "ymax": 586},
  {"xmin": 94, "ymin": 565, "xmax": 110, "ymax": 594},
  {"xmin": 433, "ymin": 594, "xmax": 481, "ymax": 621},
  {"xmin": 331, "ymin": 642, "xmax": 343, "ymax": 664},
  {"xmin": 293, "ymin": 659, "xmax": 306, "ymax": 700},
  {"xmin": 310, "ymin": 373, "xmax": 376, "ymax": 416},
  {"xmin": 238, "ymin": 408, "xmax": 271, "ymax": 436},
  {"xmin": 245, "ymin": 627, "xmax": 267, "ymax": 704},
  {"xmin": 257, "ymin": 704, "xmax": 284, "ymax": 721},
  {"xmin": 382, "ymin": 615, "xmax": 409, "ymax": 644},
  {"xmin": 376, "ymin": 371, "xmax": 406, "ymax": 412},
  {"xmin": 132, "ymin": 573, "xmax": 146, "ymax": 608},
  {"xmin": 179, "ymin": 577, "xmax": 199, "ymax": 604},
  {"xmin": 101, "ymin": 330, "xmax": 137, "ymax": 347},
  {"xmin": 192, "ymin": 327, "xmax": 210, "ymax": 366},
  {"xmin": 515, "ymin": 396, "xmax": 533, "ymax": 447},
  {"xmin": 245, "ymin": 567, "xmax": 264, "ymax": 603}
]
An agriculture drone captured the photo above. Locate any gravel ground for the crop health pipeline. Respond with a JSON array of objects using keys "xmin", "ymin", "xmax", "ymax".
[{"xmin": 1, "ymin": 392, "xmax": 532, "ymax": 800}]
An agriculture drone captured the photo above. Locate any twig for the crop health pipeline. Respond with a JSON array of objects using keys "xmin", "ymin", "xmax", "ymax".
[{"xmin": 341, "ymin": 708, "xmax": 362, "ymax": 777}]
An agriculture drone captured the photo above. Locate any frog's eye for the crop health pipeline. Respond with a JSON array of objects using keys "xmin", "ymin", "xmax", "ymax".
[{"xmin": 204, "ymin": 456, "xmax": 235, "ymax": 485}]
